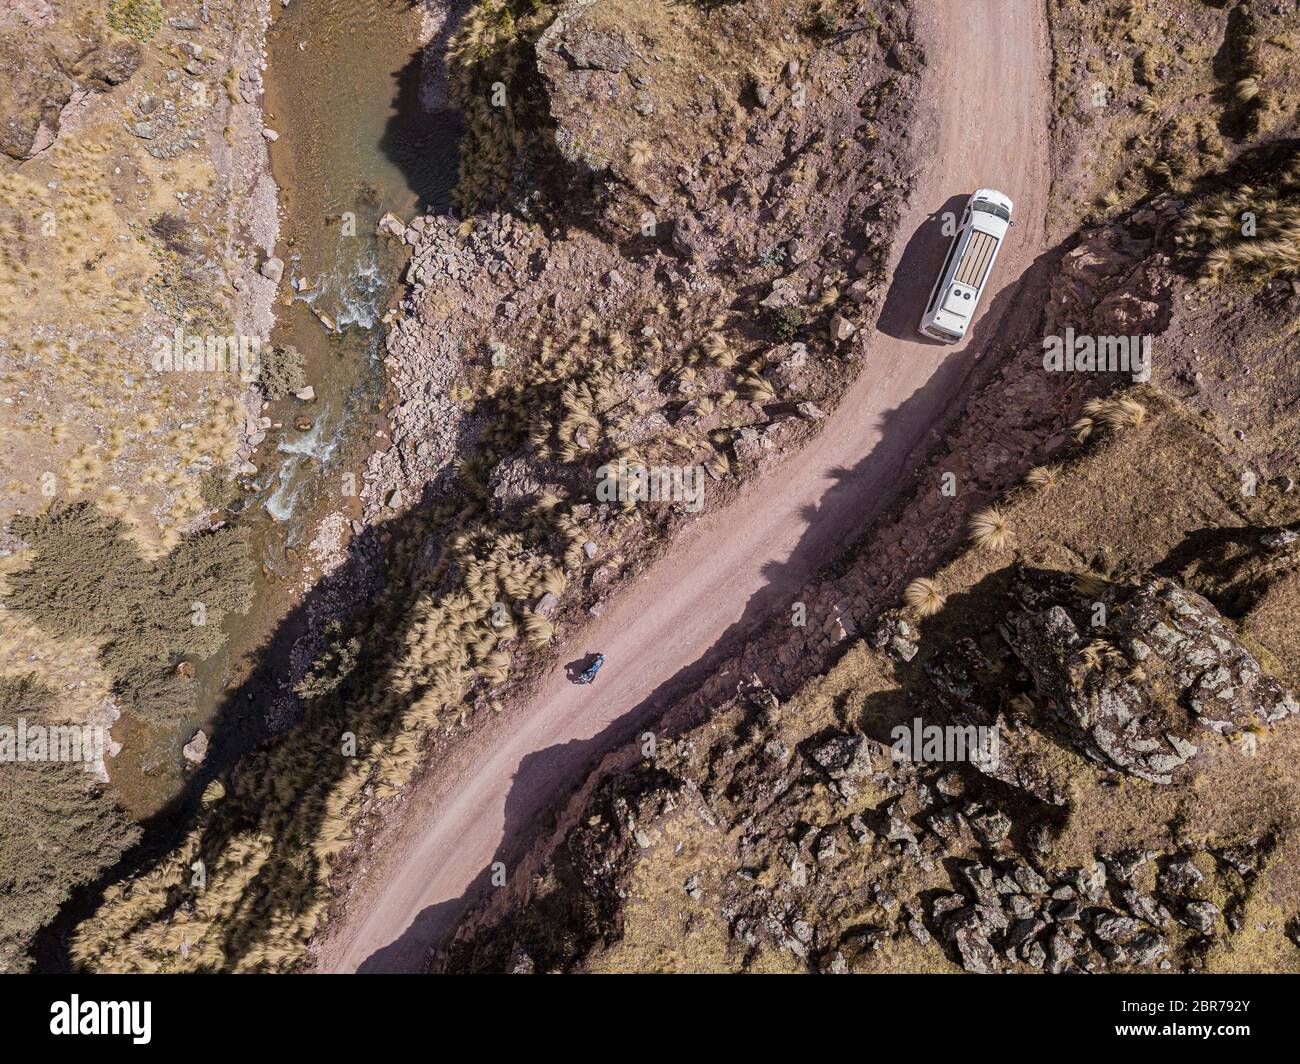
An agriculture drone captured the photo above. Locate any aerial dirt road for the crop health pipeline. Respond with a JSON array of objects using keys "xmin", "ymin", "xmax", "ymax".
[{"xmin": 321, "ymin": 0, "xmax": 1051, "ymax": 973}]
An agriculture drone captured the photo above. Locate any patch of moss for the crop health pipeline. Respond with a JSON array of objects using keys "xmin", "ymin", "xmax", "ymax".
[
  {"xmin": 107, "ymin": 0, "xmax": 163, "ymax": 44},
  {"xmin": 256, "ymin": 343, "xmax": 308, "ymax": 401},
  {"xmin": 5, "ymin": 503, "xmax": 254, "ymax": 728},
  {"xmin": 768, "ymin": 305, "xmax": 805, "ymax": 341},
  {"xmin": 0, "ymin": 675, "xmax": 139, "ymax": 973}
]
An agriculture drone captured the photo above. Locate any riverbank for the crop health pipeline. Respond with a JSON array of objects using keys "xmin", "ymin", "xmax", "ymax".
[
  {"xmin": 63, "ymin": 0, "xmax": 928, "ymax": 974},
  {"xmin": 3, "ymin": 0, "xmax": 456, "ymax": 972},
  {"xmin": 108, "ymin": 0, "xmax": 285, "ymax": 818},
  {"xmin": 0, "ymin": 0, "xmax": 282, "ymax": 969}
]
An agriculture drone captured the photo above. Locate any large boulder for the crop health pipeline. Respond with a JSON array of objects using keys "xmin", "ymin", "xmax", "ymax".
[
  {"xmin": 1002, "ymin": 569, "xmax": 1298, "ymax": 783},
  {"xmin": 0, "ymin": 11, "xmax": 141, "ymax": 160}
]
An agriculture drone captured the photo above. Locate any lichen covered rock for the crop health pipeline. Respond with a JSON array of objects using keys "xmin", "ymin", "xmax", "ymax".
[{"xmin": 1003, "ymin": 569, "xmax": 1298, "ymax": 783}]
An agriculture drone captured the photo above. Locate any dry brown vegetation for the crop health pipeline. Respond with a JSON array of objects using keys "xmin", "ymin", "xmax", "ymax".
[
  {"xmin": 903, "ymin": 576, "xmax": 946, "ymax": 616},
  {"xmin": 1174, "ymin": 141, "xmax": 1300, "ymax": 283},
  {"xmin": 0, "ymin": 675, "xmax": 139, "ymax": 973},
  {"xmin": 1047, "ymin": 0, "xmax": 1299, "ymax": 230},
  {"xmin": 967, "ymin": 505, "xmax": 1011, "ymax": 552},
  {"xmin": 438, "ymin": 30, "xmax": 1300, "ymax": 964}
]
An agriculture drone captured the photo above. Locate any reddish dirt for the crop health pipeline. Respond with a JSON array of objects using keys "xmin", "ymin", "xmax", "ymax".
[{"xmin": 318, "ymin": 0, "xmax": 1053, "ymax": 974}]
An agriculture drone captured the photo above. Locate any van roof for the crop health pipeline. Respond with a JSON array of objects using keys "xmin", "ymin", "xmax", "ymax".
[{"xmin": 954, "ymin": 230, "xmax": 999, "ymax": 289}]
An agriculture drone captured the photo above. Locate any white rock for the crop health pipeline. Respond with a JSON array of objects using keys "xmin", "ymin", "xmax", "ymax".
[
  {"xmin": 846, "ymin": 279, "xmax": 872, "ymax": 304},
  {"xmin": 183, "ymin": 730, "xmax": 209, "ymax": 764},
  {"xmin": 377, "ymin": 211, "xmax": 406, "ymax": 239}
]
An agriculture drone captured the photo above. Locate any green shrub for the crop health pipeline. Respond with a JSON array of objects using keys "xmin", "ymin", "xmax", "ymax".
[
  {"xmin": 257, "ymin": 344, "xmax": 308, "ymax": 401},
  {"xmin": 812, "ymin": 7, "xmax": 840, "ymax": 36},
  {"xmin": 768, "ymin": 305, "xmax": 806, "ymax": 341},
  {"xmin": 106, "ymin": 0, "xmax": 162, "ymax": 43},
  {"xmin": 199, "ymin": 468, "xmax": 236, "ymax": 511},
  {"xmin": 293, "ymin": 622, "xmax": 361, "ymax": 702},
  {"xmin": 0, "ymin": 675, "xmax": 139, "ymax": 973},
  {"xmin": 6, "ymin": 504, "xmax": 254, "ymax": 729}
]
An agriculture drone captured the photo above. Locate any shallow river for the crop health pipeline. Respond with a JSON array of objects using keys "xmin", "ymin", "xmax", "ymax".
[{"xmin": 109, "ymin": 0, "xmax": 458, "ymax": 817}]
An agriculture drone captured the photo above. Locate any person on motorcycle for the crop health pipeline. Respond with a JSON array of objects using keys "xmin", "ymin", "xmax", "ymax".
[{"xmin": 577, "ymin": 653, "xmax": 605, "ymax": 685}]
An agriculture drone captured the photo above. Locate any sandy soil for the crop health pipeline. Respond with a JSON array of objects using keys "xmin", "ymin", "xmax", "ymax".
[{"xmin": 318, "ymin": 0, "xmax": 1053, "ymax": 974}]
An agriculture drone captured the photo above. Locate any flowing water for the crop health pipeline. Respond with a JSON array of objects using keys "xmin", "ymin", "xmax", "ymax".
[{"xmin": 109, "ymin": 0, "xmax": 459, "ymax": 817}]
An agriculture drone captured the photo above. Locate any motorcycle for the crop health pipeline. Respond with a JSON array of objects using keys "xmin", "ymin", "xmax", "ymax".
[{"xmin": 576, "ymin": 653, "xmax": 605, "ymax": 685}]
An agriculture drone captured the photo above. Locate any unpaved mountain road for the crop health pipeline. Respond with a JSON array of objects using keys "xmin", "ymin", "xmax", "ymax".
[{"xmin": 320, "ymin": 0, "xmax": 1052, "ymax": 973}]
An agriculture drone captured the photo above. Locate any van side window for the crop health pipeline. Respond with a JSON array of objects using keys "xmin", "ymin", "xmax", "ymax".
[{"xmin": 926, "ymin": 230, "xmax": 963, "ymax": 316}]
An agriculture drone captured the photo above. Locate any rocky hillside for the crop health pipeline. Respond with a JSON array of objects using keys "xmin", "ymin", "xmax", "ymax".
[
  {"xmin": 366, "ymin": 0, "xmax": 921, "ymax": 526},
  {"xmin": 1047, "ymin": 0, "xmax": 1299, "ymax": 234},
  {"xmin": 65, "ymin": 0, "xmax": 930, "ymax": 974},
  {"xmin": 437, "ymin": 135, "xmax": 1300, "ymax": 972},
  {"xmin": 440, "ymin": 399, "xmax": 1300, "ymax": 972},
  {"xmin": 0, "ymin": 0, "xmax": 276, "ymax": 971},
  {"xmin": 0, "ymin": 1, "xmax": 141, "ymax": 162}
]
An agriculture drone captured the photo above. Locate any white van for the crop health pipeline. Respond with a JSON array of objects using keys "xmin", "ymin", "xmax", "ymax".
[{"xmin": 918, "ymin": 188, "xmax": 1013, "ymax": 344}]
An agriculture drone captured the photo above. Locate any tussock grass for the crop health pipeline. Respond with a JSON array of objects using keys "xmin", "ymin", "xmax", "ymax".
[
  {"xmin": 1074, "ymin": 396, "xmax": 1148, "ymax": 441},
  {"xmin": 903, "ymin": 577, "xmax": 946, "ymax": 617},
  {"xmin": 968, "ymin": 506, "xmax": 1011, "ymax": 552},
  {"xmin": 445, "ymin": 0, "xmax": 556, "ymax": 214},
  {"xmin": 1174, "ymin": 145, "xmax": 1300, "ymax": 285},
  {"xmin": 1024, "ymin": 465, "xmax": 1060, "ymax": 490},
  {"xmin": 1074, "ymin": 570, "xmax": 1113, "ymax": 600}
]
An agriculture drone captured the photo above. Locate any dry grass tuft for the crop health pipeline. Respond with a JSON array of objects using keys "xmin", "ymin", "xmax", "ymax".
[
  {"xmin": 903, "ymin": 577, "xmax": 946, "ymax": 617},
  {"xmin": 968, "ymin": 506, "xmax": 1012, "ymax": 552},
  {"xmin": 1174, "ymin": 145, "xmax": 1300, "ymax": 285},
  {"xmin": 1074, "ymin": 570, "xmax": 1113, "ymax": 599},
  {"xmin": 1024, "ymin": 465, "xmax": 1059, "ymax": 490}
]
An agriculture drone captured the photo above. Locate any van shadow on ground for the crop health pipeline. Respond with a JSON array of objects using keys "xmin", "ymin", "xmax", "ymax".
[
  {"xmin": 367, "ymin": 214, "xmax": 1064, "ymax": 972},
  {"xmin": 876, "ymin": 193, "xmax": 967, "ymax": 343}
]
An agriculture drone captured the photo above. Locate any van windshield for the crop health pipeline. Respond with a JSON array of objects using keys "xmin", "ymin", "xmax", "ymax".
[{"xmin": 973, "ymin": 199, "xmax": 1011, "ymax": 222}]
